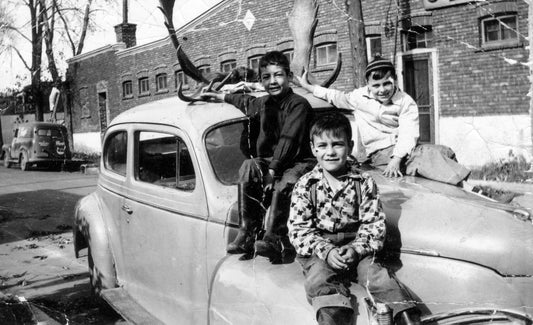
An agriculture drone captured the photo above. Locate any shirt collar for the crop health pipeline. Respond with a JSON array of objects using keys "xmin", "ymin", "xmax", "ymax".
[
  {"xmin": 306, "ymin": 160, "xmax": 362, "ymax": 184},
  {"xmin": 266, "ymin": 87, "xmax": 294, "ymax": 106}
]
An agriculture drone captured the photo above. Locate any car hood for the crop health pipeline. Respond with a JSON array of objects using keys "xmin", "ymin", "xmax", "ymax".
[{"xmin": 370, "ymin": 171, "xmax": 533, "ymax": 276}]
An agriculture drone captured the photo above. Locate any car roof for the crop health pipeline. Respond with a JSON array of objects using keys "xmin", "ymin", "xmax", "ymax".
[
  {"xmin": 109, "ymin": 96, "xmax": 247, "ymax": 134},
  {"xmin": 109, "ymin": 87, "xmax": 335, "ymax": 134}
]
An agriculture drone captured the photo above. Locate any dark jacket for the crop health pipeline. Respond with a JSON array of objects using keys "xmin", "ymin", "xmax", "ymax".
[{"xmin": 225, "ymin": 88, "xmax": 313, "ymax": 175}]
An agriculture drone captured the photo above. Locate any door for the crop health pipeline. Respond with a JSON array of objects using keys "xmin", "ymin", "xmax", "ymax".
[
  {"xmin": 119, "ymin": 127, "xmax": 209, "ymax": 324},
  {"xmin": 97, "ymin": 91, "xmax": 108, "ymax": 134},
  {"xmin": 403, "ymin": 55, "xmax": 434, "ymax": 143}
]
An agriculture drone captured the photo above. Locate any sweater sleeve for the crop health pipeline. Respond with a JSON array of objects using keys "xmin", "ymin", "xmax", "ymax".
[
  {"xmin": 269, "ymin": 99, "xmax": 311, "ymax": 173},
  {"xmin": 313, "ymin": 85, "xmax": 358, "ymax": 111},
  {"xmin": 288, "ymin": 180, "xmax": 335, "ymax": 260},
  {"xmin": 224, "ymin": 93, "xmax": 261, "ymax": 117},
  {"xmin": 392, "ymin": 95, "xmax": 420, "ymax": 158},
  {"xmin": 349, "ymin": 175, "xmax": 386, "ymax": 257}
]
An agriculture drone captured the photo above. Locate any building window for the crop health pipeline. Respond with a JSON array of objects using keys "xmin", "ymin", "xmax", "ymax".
[
  {"xmin": 282, "ymin": 50, "xmax": 294, "ymax": 64},
  {"xmin": 175, "ymin": 70, "xmax": 189, "ymax": 90},
  {"xmin": 156, "ymin": 73, "xmax": 168, "ymax": 92},
  {"xmin": 122, "ymin": 80, "xmax": 133, "ymax": 99},
  {"xmin": 315, "ymin": 43, "xmax": 337, "ymax": 66},
  {"xmin": 366, "ymin": 36, "xmax": 382, "ymax": 61},
  {"xmin": 481, "ymin": 14, "xmax": 518, "ymax": 47},
  {"xmin": 248, "ymin": 55, "xmax": 262, "ymax": 73},
  {"xmin": 138, "ymin": 77, "xmax": 150, "ymax": 95},
  {"xmin": 221, "ymin": 60, "xmax": 237, "ymax": 73},
  {"xmin": 402, "ymin": 26, "xmax": 433, "ymax": 51},
  {"xmin": 198, "ymin": 65, "xmax": 211, "ymax": 76}
]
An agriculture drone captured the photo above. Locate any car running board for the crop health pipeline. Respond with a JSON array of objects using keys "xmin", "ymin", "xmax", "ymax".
[{"xmin": 101, "ymin": 288, "xmax": 165, "ymax": 325}]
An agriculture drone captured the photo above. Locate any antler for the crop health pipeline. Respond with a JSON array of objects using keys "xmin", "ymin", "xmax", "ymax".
[
  {"xmin": 158, "ymin": 1, "xmax": 208, "ymax": 84},
  {"xmin": 288, "ymin": 0, "xmax": 341, "ymax": 87},
  {"xmin": 177, "ymin": 70, "xmax": 236, "ymax": 103}
]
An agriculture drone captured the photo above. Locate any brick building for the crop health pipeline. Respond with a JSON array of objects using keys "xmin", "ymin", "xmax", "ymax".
[{"xmin": 66, "ymin": 0, "xmax": 531, "ymax": 166}]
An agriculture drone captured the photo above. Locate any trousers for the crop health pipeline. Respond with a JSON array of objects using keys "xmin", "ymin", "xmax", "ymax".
[
  {"xmin": 297, "ymin": 254, "xmax": 416, "ymax": 324},
  {"xmin": 369, "ymin": 144, "xmax": 471, "ymax": 185}
]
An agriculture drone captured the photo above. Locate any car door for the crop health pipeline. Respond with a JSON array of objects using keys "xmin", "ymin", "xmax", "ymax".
[{"xmin": 119, "ymin": 125, "xmax": 209, "ymax": 324}]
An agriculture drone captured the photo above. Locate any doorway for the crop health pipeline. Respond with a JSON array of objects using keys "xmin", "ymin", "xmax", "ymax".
[{"xmin": 402, "ymin": 54, "xmax": 435, "ymax": 144}]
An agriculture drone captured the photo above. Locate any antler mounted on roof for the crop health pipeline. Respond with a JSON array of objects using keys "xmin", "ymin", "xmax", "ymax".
[{"xmin": 288, "ymin": 0, "xmax": 341, "ymax": 87}]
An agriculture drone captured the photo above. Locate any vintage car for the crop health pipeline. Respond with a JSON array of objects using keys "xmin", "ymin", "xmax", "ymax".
[
  {"xmin": 73, "ymin": 89, "xmax": 533, "ymax": 325},
  {"xmin": 1, "ymin": 122, "xmax": 71, "ymax": 171}
]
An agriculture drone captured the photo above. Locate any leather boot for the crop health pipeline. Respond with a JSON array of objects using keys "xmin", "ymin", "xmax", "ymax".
[
  {"xmin": 395, "ymin": 309, "xmax": 421, "ymax": 325},
  {"xmin": 227, "ymin": 182, "xmax": 262, "ymax": 254},
  {"xmin": 254, "ymin": 190, "xmax": 286, "ymax": 262}
]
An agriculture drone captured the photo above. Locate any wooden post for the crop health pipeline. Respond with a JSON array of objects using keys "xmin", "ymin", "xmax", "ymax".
[{"xmin": 345, "ymin": 0, "xmax": 367, "ymax": 88}]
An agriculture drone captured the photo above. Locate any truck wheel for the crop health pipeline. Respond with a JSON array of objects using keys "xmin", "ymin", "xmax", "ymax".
[
  {"xmin": 20, "ymin": 151, "xmax": 30, "ymax": 171},
  {"xmin": 3, "ymin": 153, "xmax": 11, "ymax": 168}
]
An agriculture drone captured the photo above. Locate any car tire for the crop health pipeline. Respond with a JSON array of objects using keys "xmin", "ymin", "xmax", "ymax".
[
  {"xmin": 20, "ymin": 151, "xmax": 30, "ymax": 171},
  {"xmin": 3, "ymin": 152, "xmax": 11, "ymax": 168}
]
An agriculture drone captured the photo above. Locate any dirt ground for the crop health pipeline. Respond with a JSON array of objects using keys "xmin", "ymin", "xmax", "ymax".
[{"xmin": 0, "ymin": 167, "xmax": 124, "ymax": 324}]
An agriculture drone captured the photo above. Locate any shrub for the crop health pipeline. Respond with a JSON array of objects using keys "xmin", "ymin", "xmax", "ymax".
[{"xmin": 469, "ymin": 150, "xmax": 531, "ymax": 183}]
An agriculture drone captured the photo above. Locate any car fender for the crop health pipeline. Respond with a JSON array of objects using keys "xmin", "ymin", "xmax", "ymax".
[{"xmin": 74, "ymin": 192, "xmax": 117, "ymax": 289}]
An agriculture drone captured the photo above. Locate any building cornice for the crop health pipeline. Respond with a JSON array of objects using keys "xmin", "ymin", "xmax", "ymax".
[{"xmin": 67, "ymin": 43, "xmax": 126, "ymax": 63}]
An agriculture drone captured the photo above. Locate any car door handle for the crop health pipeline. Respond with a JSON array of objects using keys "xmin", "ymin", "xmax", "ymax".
[{"xmin": 121, "ymin": 204, "xmax": 133, "ymax": 215}]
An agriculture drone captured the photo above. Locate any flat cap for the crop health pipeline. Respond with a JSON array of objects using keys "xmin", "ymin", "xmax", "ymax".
[{"xmin": 365, "ymin": 56, "xmax": 395, "ymax": 77}]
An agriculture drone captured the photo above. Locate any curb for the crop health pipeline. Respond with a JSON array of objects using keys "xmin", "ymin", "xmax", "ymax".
[{"xmin": 80, "ymin": 164, "xmax": 99, "ymax": 175}]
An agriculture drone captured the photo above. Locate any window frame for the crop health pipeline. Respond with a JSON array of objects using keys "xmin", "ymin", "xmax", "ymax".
[
  {"xmin": 480, "ymin": 14, "xmax": 519, "ymax": 48},
  {"xmin": 220, "ymin": 60, "xmax": 237, "ymax": 73},
  {"xmin": 155, "ymin": 73, "xmax": 168, "ymax": 93},
  {"xmin": 134, "ymin": 130, "xmax": 196, "ymax": 192},
  {"xmin": 174, "ymin": 70, "xmax": 189, "ymax": 90},
  {"xmin": 122, "ymin": 80, "xmax": 133, "ymax": 99},
  {"xmin": 282, "ymin": 50, "xmax": 294, "ymax": 65},
  {"xmin": 103, "ymin": 130, "xmax": 128, "ymax": 177},
  {"xmin": 315, "ymin": 43, "xmax": 338, "ymax": 67},
  {"xmin": 365, "ymin": 35, "xmax": 382, "ymax": 61},
  {"xmin": 138, "ymin": 77, "xmax": 150, "ymax": 96},
  {"xmin": 401, "ymin": 26, "xmax": 433, "ymax": 52},
  {"xmin": 248, "ymin": 55, "xmax": 262, "ymax": 73}
]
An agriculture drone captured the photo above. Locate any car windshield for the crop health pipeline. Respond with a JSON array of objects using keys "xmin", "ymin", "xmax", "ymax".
[
  {"xmin": 36, "ymin": 128, "xmax": 62, "ymax": 138},
  {"xmin": 205, "ymin": 120, "xmax": 251, "ymax": 185}
]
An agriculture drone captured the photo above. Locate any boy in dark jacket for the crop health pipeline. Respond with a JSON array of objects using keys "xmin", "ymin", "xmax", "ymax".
[{"xmin": 202, "ymin": 51, "xmax": 315, "ymax": 261}]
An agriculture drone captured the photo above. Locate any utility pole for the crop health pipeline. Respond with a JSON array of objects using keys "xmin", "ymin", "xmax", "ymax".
[{"xmin": 345, "ymin": 0, "xmax": 367, "ymax": 88}]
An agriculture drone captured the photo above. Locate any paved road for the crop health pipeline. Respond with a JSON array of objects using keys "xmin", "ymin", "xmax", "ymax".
[{"xmin": 0, "ymin": 166, "xmax": 124, "ymax": 324}]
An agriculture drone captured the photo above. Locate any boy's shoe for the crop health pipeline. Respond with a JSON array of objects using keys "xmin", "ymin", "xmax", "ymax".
[
  {"xmin": 227, "ymin": 230, "xmax": 256, "ymax": 254},
  {"xmin": 254, "ymin": 237, "xmax": 282, "ymax": 263}
]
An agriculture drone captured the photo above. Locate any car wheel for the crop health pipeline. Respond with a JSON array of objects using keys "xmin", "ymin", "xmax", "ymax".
[
  {"xmin": 3, "ymin": 153, "xmax": 11, "ymax": 168},
  {"xmin": 20, "ymin": 151, "xmax": 30, "ymax": 171}
]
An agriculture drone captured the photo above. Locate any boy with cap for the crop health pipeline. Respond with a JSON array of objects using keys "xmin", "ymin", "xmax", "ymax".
[{"xmin": 296, "ymin": 56, "xmax": 471, "ymax": 187}]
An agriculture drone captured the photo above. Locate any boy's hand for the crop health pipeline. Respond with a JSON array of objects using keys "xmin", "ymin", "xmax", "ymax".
[
  {"xmin": 338, "ymin": 246, "xmax": 358, "ymax": 266},
  {"xmin": 200, "ymin": 91, "xmax": 225, "ymax": 101},
  {"xmin": 294, "ymin": 70, "xmax": 315, "ymax": 92},
  {"xmin": 327, "ymin": 248, "xmax": 349, "ymax": 270},
  {"xmin": 383, "ymin": 156, "xmax": 403, "ymax": 178},
  {"xmin": 263, "ymin": 169, "xmax": 276, "ymax": 192}
]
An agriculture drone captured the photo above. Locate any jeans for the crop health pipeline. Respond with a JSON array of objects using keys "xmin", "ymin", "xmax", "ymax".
[{"xmin": 297, "ymin": 254, "xmax": 416, "ymax": 324}]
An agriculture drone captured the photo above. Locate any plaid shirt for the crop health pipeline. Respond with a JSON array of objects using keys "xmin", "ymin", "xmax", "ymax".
[{"xmin": 288, "ymin": 161, "xmax": 386, "ymax": 260}]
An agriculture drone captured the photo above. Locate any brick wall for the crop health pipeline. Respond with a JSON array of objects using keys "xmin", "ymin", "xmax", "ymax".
[{"xmin": 67, "ymin": 0, "xmax": 529, "ymax": 134}]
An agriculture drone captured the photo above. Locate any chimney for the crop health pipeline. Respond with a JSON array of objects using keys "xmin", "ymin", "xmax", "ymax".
[{"xmin": 114, "ymin": 0, "xmax": 136, "ymax": 48}]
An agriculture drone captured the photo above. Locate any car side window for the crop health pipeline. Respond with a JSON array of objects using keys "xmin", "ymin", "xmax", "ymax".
[
  {"xmin": 103, "ymin": 131, "xmax": 128, "ymax": 176},
  {"xmin": 136, "ymin": 131, "xmax": 195, "ymax": 191}
]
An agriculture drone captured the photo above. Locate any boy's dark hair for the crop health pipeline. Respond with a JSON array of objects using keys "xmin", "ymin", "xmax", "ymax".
[
  {"xmin": 310, "ymin": 112, "xmax": 352, "ymax": 143},
  {"xmin": 259, "ymin": 51, "xmax": 291, "ymax": 75},
  {"xmin": 365, "ymin": 56, "xmax": 396, "ymax": 81}
]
